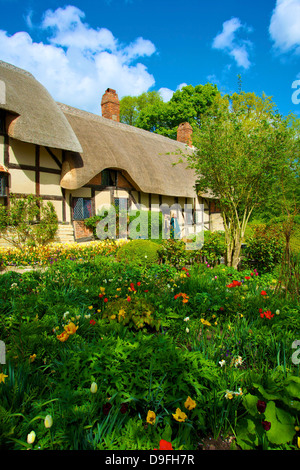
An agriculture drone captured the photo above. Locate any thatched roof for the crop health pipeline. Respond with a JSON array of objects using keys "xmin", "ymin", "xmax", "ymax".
[
  {"xmin": 58, "ymin": 103, "xmax": 198, "ymax": 198},
  {"xmin": 0, "ymin": 61, "xmax": 82, "ymax": 152}
]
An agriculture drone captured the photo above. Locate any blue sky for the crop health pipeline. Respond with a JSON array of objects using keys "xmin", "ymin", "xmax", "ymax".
[{"xmin": 1, "ymin": 0, "xmax": 300, "ymax": 117}]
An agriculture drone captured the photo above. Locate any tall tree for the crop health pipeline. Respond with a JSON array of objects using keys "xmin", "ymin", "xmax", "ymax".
[
  {"xmin": 119, "ymin": 91, "xmax": 163, "ymax": 126},
  {"xmin": 120, "ymin": 84, "xmax": 219, "ymax": 138},
  {"xmin": 185, "ymin": 91, "xmax": 299, "ymax": 269},
  {"xmin": 136, "ymin": 84, "xmax": 219, "ymax": 139}
]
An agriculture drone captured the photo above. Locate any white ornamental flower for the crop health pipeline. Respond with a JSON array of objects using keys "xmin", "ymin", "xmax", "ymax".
[
  {"xmin": 44, "ymin": 415, "xmax": 53, "ymax": 429},
  {"xmin": 219, "ymin": 360, "xmax": 226, "ymax": 367},
  {"xmin": 90, "ymin": 382, "xmax": 98, "ymax": 393},
  {"xmin": 27, "ymin": 430, "xmax": 36, "ymax": 444}
]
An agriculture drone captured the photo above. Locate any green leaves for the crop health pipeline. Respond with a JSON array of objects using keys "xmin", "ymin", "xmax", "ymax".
[
  {"xmin": 126, "ymin": 84, "xmax": 220, "ymax": 139},
  {"xmin": 0, "ymin": 194, "xmax": 58, "ymax": 248}
]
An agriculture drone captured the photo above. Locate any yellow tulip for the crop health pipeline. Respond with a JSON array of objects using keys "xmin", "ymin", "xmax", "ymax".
[
  {"xmin": 146, "ymin": 410, "xmax": 156, "ymax": 425},
  {"xmin": 184, "ymin": 396, "xmax": 196, "ymax": 410},
  {"xmin": 172, "ymin": 408, "xmax": 187, "ymax": 422}
]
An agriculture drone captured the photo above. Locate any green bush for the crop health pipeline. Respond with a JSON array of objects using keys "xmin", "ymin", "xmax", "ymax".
[
  {"xmin": 0, "ymin": 194, "xmax": 58, "ymax": 248},
  {"xmin": 102, "ymin": 296, "xmax": 160, "ymax": 331},
  {"xmin": 201, "ymin": 231, "xmax": 226, "ymax": 265},
  {"xmin": 116, "ymin": 239, "xmax": 160, "ymax": 266},
  {"xmin": 244, "ymin": 224, "xmax": 284, "ymax": 273}
]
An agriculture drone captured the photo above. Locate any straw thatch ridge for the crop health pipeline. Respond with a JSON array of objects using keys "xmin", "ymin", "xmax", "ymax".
[
  {"xmin": 58, "ymin": 102, "xmax": 198, "ymax": 198},
  {"xmin": 0, "ymin": 61, "xmax": 82, "ymax": 153}
]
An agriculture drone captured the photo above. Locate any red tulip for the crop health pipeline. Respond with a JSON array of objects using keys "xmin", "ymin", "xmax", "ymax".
[
  {"xmin": 154, "ymin": 439, "xmax": 173, "ymax": 450},
  {"xmin": 262, "ymin": 420, "xmax": 271, "ymax": 431},
  {"xmin": 257, "ymin": 400, "xmax": 266, "ymax": 413}
]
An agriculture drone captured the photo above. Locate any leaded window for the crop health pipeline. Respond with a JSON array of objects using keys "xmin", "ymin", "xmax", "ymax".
[
  {"xmin": 0, "ymin": 174, "xmax": 7, "ymax": 197},
  {"xmin": 72, "ymin": 197, "xmax": 92, "ymax": 220}
]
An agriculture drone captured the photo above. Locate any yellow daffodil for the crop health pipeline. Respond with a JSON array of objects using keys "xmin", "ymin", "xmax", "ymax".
[
  {"xmin": 184, "ymin": 396, "xmax": 196, "ymax": 410},
  {"xmin": 29, "ymin": 354, "xmax": 36, "ymax": 363},
  {"xmin": 146, "ymin": 410, "xmax": 156, "ymax": 425},
  {"xmin": 172, "ymin": 408, "xmax": 187, "ymax": 422},
  {"xmin": 88, "ymin": 305, "xmax": 93, "ymax": 310},
  {"xmin": 100, "ymin": 287, "xmax": 106, "ymax": 293},
  {"xmin": 0, "ymin": 373, "xmax": 8, "ymax": 384},
  {"xmin": 225, "ymin": 390, "xmax": 234, "ymax": 399}
]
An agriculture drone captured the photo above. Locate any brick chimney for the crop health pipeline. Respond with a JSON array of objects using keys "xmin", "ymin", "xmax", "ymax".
[
  {"xmin": 101, "ymin": 88, "xmax": 120, "ymax": 122},
  {"xmin": 177, "ymin": 122, "xmax": 193, "ymax": 147}
]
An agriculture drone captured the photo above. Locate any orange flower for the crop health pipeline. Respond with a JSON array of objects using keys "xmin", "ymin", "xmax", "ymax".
[
  {"xmin": 57, "ymin": 331, "xmax": 69, "ymax": 342},
  {"xmin": 64, "ymin": 322, "xmax": 78, "ymax": 335}
]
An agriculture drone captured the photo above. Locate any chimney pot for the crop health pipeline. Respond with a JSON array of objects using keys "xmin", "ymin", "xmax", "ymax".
[
  {"xmin": 177, "ymin": 122, "xmax": 193, "ymax": 147},
  {"xmin": 101, "ymin": 88, "xmax": 120, "ymax": 122}
]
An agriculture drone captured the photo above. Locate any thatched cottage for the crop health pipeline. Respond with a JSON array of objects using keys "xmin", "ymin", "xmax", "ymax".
[{"xmin": 0, "ymin": 61, "xmax": 223, "ymax": 245}]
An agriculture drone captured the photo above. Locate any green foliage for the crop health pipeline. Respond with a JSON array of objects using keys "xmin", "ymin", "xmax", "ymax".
[
  {"xmin": 187, "ymin": 91, "xmax": 299, "ymax": 269},
  {"xmin": 236, "ymin": 372, "xmax": 299, "ymax": 449},
  {"xmin": 244, "ymin": 223, "xmax": 284, "ymax": 273},
  {"xmin": 0, "ymin": 250, "xmax": 299, "ymax": 450},
  {"xmin": 0, "ymin": 194, "xmax": 58, "ymax": 248},
  {"xmin": 102, "ymin": 296, "xmax": 161, "ymax": 331},
  {"xmin": 116, "ymin": 239, "xmax": 160, "ymax": 266},
  {"xmin": 120, "ymin": 91, "xmax": 163, "ymax": 126},
  {"xmin": 157, "ymin": 233, "xmax": 225, "ymax": 268},
  {"xmin": 135, "ymin": 84, "xmax": 220, "ymax": 139}
]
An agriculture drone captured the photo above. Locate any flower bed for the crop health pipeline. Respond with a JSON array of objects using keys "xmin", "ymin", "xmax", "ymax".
[
  {"xmin": 0, "ymin": 241, "xmax": 299, "ymax": 450},
  {"xmin": 0, "ymin": 240, "xmax": 126, "ymax": 268}
]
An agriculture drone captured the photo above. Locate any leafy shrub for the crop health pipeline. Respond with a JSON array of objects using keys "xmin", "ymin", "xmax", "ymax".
[
  {"xmin": 157, "ymin": 232, "xmax": 225, "ymax": 268},
  {"xmin": 244, "ymin": 224, "xmax": 284, "ymax": 273},
  {"xmin": 0, "ymin": 194, "xmax": 58, "ymax": 248},
  {"xmin": 116, "ymin": 239, "xmax": 160, "ymax": 266},
  {"xmin": 157, "ymin": 240, "xmax": 195, "ymax": 267},
  {"xmin": 102, "ymin": 296, "xmax": 160, "ymax": 331},
  {"xmin": 201, "ymin": 231, "xmax": 226, "ymax": 265}
]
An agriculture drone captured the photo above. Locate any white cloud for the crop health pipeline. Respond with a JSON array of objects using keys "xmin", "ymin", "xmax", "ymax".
[
  {"xmin": 212, "ymin": 17, "xmax": 253, "ymax": 69},
  {"xmin": 269, "ymin": 0, "xmax": 300, "ymax": 54},
  {"xmin": 158, "ymin": 83, "xmax": 188, "ymax": 102},
  {"xmin": 0, "ymin": 5, "xmax": 156, "ymax": 113}
]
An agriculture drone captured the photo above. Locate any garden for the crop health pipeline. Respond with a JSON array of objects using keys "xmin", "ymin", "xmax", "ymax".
[{"xmin": 0, "ymin": 233, "xmax": 299, "ymax": 451}]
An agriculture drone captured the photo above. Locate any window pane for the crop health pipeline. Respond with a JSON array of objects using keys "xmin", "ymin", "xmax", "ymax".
[
  {"xmin": 73, "ymin": 198, "xmax": 84, "ymax": 220},
  {"xmin": 0, "ymin": 174, "xmax": 6, "ymax": 196},
  {"xmin": 114, "ymin": 198, "xmax": 128, "ymax": 210},
  {"xmin": 83, "ymin": 199, "xmax": 92, "ymax": 218},
  {"xmin": 73, "ymin": 197, "xmax": 92, "ymax": 220}
]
